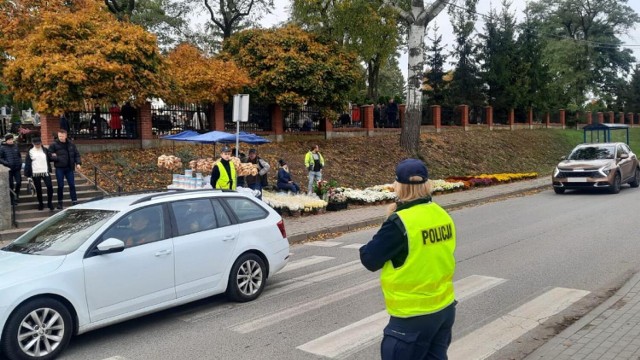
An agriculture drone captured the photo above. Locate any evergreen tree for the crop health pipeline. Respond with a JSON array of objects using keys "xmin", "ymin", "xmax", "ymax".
[
  {"xmin": 424, "ymin": 24, "xmax": 448, "ymax": 107},
  {"xmin": 378, "ymin": 55, "xmax": 406, "ymax": 102},
  {"xmin": 447, "ymin": 0, "xmax": 483, "ymax": 108},
  {"xmin": 478, "ymin": 1, "xmax": 521, "ymax": 117},
  {"xmin": 626, "ymin": 65, "xmax": 640, "ymax": 113},
  {"xmin": 515, "ymin": 8, "xmax": 551, "ymax": 112}
]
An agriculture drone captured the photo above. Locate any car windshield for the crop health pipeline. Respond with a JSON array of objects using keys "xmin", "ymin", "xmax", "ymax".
[
  {"xmin": 2, "ymin": 209, "xmax": 117, "ymax": 256},
  {"xmin": 568, "ymin": 145, "xmax": 616, "ymax": 160}
]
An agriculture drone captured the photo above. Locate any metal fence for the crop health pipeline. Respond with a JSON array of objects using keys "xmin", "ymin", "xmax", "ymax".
[
  {"xmin": 224, "ymin": 103, "xmax": 272, "ymax": 132},
  {"xmin": 282, "ymin": 105, "xmax": 322, "ymax": 132},
  {"xmin": 421, "ymin": 107, "xmax": 433, "ymax": 126},
  {"xmin": 493, "ymin": 108, "xmax": 509, "ymax": 125},
  {"xmin": 152, "ymin": 103, "xmax": 208, "ymax": 135},
  {"xmin": 67, "ymin": 105, "xmax": 118, "ymax": 139}
]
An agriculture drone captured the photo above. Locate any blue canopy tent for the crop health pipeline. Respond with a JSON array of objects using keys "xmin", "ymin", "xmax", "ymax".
[{"xmin": 160, "ymin": 130, "xmax": 200, "ymax": 140}]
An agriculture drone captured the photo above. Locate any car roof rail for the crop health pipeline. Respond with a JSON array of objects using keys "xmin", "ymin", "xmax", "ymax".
[
  {"xmin": 85, "ymin": 189, "xmax": 168, "ymax": 203},
  {"xmin": 129, "ymin": 189, "xmax": 238, "ymax": 205}
]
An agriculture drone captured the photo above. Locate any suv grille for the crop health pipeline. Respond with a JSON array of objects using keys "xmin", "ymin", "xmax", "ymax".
[{"xmin": 557, "ymin": 170, "xmax": 601, "ymax": 178}]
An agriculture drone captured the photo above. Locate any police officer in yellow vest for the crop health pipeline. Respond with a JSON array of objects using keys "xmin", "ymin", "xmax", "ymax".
[
  {"xmin": 360, "ymin": 158, "xmax": 457, "ymax": 360},
  {"xmin": 210, "ymin": 146, "xmax": 237, "ymax": 190}
]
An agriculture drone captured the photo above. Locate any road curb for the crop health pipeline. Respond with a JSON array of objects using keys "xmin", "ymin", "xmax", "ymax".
[{"xmin": 287, "ymin": 183, "xmax": 551, "ymax": 245}]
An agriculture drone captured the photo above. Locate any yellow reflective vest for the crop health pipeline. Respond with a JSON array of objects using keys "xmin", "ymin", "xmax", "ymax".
[
  {"xmin": 304, "ymin": 151, "xmax": 325, "ymax": 169},
  {"xmin": 214, "ymin": 161, "xmax": 237, "ymax": 190},
  {"xmin": 380, "ymin": 202, "xmax": 456, "ymax": 318}
]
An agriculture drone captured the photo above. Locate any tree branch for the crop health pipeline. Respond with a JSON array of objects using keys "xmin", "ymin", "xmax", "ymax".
[
  {"xmin": 381, "ymin": 0, "xmax": 413, "ymax": 23},
  {"xmin": 418, "ymin": 0, "xmax": 448, "ymax": 24},
  {"xmin": 105, "ymin": 0, "xmax": 123, "ymax": 14},
  {"xmin": 204, "ymin": 0, "xmax": 225, "ymax": 30}
]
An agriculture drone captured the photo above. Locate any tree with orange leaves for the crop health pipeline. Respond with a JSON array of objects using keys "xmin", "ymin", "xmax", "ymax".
[
  {"xmin": 165, "ymin": 43, "xmax": 250, "ymax": 105},
  {"xmin": 2, "ymin": 1, "xmax": 169, "ymax": 114}
]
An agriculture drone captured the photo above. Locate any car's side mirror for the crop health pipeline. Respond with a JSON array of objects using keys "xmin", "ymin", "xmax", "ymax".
[
  {"xmin": 95, "ymin": 238, "xmax": 125, "ymax": 255},
  {"xmin": 619, "ymin": 153, "xmax": 629, "ymax": 159}
]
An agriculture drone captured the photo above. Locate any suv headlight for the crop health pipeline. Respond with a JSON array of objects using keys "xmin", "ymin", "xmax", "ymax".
[
  {"xmin": 599, "ymin": 167, "xmax": 611, "ymax": 176},
  {"xmin": 553, "ymin": 167, "xmax": 561, "ymax": 177}
]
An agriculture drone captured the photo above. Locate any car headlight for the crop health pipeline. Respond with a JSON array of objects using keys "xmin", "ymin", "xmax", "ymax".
[
  {"xmin": 599, "ymin": 167, "xmax": 611, "ymax": 176},
  {"xmin": 553, "ymin": 167, "xmax": 560, "ymax": 177}
]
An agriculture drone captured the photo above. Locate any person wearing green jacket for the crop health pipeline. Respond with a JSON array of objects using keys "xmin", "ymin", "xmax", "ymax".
[{"xmin": 304, "ymin": 144, "xmax": 324, "ymax": 196}]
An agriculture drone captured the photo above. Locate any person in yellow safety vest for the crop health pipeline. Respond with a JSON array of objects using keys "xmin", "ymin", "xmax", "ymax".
[
  {"xmin": 304, "ymin": 144, "xmax": 325, "ymax": 196},
  {"xmin": 210, "ymin": 146, "xmax": 237, "ymax": 190},
  {"xmin": 360, "ymin": 158, "xmax": 457, "ymax": 360}
]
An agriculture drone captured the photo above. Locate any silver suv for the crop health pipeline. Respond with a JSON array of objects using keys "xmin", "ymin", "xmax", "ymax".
[{"xmin": 552, "ymin": 142, "xmax": 640, "ymax": 194}]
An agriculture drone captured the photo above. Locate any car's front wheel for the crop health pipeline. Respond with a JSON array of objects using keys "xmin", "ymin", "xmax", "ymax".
[
  {"xmin": 629, "ymin": 168, "xmax": 640, "ymax": 188},
  {"xmin": 610, "ymin": 172, "xmax": 622, "ymax": 194},
  {"xmin": 1, "ymin": 298, "xmax": 73, "ymax": 360},
  {"xmin": 227, "ymin": 253, "xmax": 266, "ymax": 302}
]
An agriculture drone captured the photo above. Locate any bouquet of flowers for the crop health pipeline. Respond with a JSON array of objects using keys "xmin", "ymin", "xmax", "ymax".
[{"xmin": 327, "ymin": 187, "xmax": 347, "ymax": 204}]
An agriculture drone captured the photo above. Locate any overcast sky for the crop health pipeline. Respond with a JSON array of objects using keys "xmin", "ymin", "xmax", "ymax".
[{"xmin": 261, "ymin": 0, "xmax": 640, "ymax": 82}]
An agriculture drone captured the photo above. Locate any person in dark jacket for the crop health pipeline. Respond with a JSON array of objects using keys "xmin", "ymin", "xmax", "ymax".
[
  {"xmin": 210, "ymin": 146, "xmax": 236, "ymax": 190},
  {"xmin": 276, "ymin": 159, "xmax": 299, "ymax": 194},
  {"xmin": 24, "ymin": 137, "xmax": 54, "ymax": 211},
  {"xmin": 48, "ymin": 129, "xmax": 82, "ymax": 209},
  {"xmin": 121, "ymin": 102, "xmax": 137, "ymax": 139},
  {"xmin": 244, "ymin": 148, "xmax": 270, "ymax": 199},
  {"xmin": 0, "ymin": 134, "xmax": 23, "ymax": 205}
]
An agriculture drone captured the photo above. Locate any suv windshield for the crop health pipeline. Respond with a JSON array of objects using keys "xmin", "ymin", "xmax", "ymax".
[
  {"xmin": 2, "ymin": 209, "xmax": 117, "ymax": 256},
  {"xmin": 568, "ymin": 145, "xmax": 616, "ymax": 161}
]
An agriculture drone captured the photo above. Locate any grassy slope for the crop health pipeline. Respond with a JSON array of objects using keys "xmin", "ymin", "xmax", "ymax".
[{"xmin": 81, "ymin": 128, "xmax": 640, "ymax": 193}]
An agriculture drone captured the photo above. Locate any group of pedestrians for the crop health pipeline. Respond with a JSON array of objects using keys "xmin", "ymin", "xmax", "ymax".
[
  {"xmin": 209, "ymin": 144, "xmax": 326, "ymax": 197},
  {"xmin": 0, "ymin": 129, "xmax": 81, "ymax": 211},
  {"xmin": 59, "ymin": 102, "xmax": 137, "ymax": 139}
]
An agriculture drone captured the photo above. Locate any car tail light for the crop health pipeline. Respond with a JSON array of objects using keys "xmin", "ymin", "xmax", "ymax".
[{"xmin": 277, "ymin": 219, "xmax": 287, "ymax": 239}]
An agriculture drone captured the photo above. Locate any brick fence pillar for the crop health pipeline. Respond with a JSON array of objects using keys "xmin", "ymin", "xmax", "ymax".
[
  {"xmin": 432, "ymin": 105, "xmax": 441, "ymax": 133},
  {"xmin": 527, "ymin": 108, "xmax": 533, "ymax": 129},
  {"xmin": 271, "ymin": 104, "xmax": 284, "ymax": 142},
  {"xmin": 618, "ymin": 112, "xmax": 625, "ymax": 124},
  {"xmin": 460, "ymin": 105, "xmax": 469, "ymax": 131},
  {"xmin": 628, "ymin": 113, "xmax": 634, "ymax": 125},
  {"xmin": 597, "ymin": 112, "xmax": 604, "ymax": 124},
  {"xmin": 586, "ymin": 111, "xmax": 592, "ymax": 125},
  {"xmin": 40, "ymin": 114, "xmax": 60, "ymax": 146},
  {"xmin": 214, "ymin": 102, "xmax": 225, "ymax": 131},
  {"xmin": 559, "ymin": 109, "xmax": 566, "ymax": 129},
  {"xmin": 608, "ymin": 111, "xmax": 614, "ymax": 124},
  {"xmin": 139, "ymin": 102, "xmax": 153, "ymax": 149},
  {"xmin": 545, "ymin": 112, "xmax": 550, "ymax": 128},
  {"xmin": 508, "ymin": 109, "xmax": 515, "ymax": 130},
  {"xmin": 362, "ymin": 105, "xmax": 374, "ymax": 136},
  {"xmin": 486, "ymin": 106, "xmax": 493, "ymax": 130}
]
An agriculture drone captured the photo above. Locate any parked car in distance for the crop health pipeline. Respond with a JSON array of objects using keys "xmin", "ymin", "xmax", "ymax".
[
  {"xmin": 0, "ymin": 190, "xmax": 289, "ymax": 360},
  {"xmin": 552, "ymin": 142, "xmax": 640, "ymax": 194}
]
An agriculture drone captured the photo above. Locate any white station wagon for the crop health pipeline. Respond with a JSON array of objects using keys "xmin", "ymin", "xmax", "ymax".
[{"xmin": 0, "ymin": 190, "xmax": 290, "ymax": 360}]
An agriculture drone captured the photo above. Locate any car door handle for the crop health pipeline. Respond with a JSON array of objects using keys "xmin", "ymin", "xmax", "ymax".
[
  {"xmin": 223, "ymin": 235, "xmax": 236, "ymax": 242},
  {"xmin": 155, "ymin": 249, "xmax": 172, "ymax": 257}
]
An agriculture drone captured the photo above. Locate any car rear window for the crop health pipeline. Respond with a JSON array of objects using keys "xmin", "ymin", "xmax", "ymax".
[{"xmin": 223, "ymin": 197, "xmax": 268, "ymax": 223}]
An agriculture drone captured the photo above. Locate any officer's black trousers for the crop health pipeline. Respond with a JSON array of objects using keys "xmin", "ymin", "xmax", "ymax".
[{"xmin": 381, "ymin": 301, "xmax": 456, "ymax": 360}]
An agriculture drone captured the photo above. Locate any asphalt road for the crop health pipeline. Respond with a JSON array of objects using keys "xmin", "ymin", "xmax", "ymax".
[{"xmin": 59, "ymin": 185, "xmax": 640, "ymax": 360}]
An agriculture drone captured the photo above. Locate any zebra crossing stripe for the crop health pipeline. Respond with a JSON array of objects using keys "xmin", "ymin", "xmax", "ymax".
[
  {"xmin": 278, "ymin": 255, "xmax": 334, "ymax": 274},
  {"xmin": 296, "ymin": 275, "xmax": 507, "ymax": 359},
  {"xmin": 178, "ymin": 260, "xmax": 363, "ymax": 322},
  {"xmin": 231, "ymin": 279, "xmax": 379, "ymax": 334},
  {"xmin": 448, "ymin": 287, "xmax": 590, "ymax": 360},
  {"xmin": 341, "ymin": 243, "xmax": 364, "ymax": 249},
  {"xmin": 305, "ymin": 241, "xmax": 343, "ymax": 247}
]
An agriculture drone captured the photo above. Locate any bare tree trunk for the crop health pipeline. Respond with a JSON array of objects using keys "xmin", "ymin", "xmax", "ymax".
[
  {"xmin": 383, "ymin": 0, "xmax": 447, "ymax": 156},
  {"xmin": 402, "ymin": 21, "xmax": 427, "ymax": 156}
]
